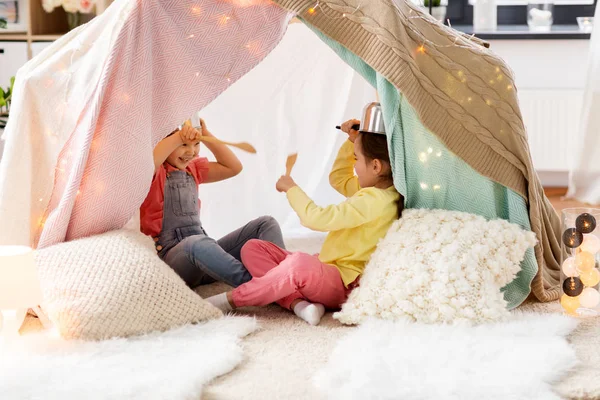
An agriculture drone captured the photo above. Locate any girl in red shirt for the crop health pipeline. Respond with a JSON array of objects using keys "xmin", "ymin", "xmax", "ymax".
[{"xmin": 140, "ymin": 120, "xmax": 284, "ymax": 288}]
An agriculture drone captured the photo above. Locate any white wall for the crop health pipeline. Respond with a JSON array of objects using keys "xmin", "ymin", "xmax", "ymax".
[{"xmin": 487, "ymin": 39, "xmax": 591, "ymax": 186}]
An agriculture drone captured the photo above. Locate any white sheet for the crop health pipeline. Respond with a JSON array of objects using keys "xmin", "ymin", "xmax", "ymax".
[
  {"xmin": 568, "ymin": 4, "xmax": 600, "ymax": 205},
  {"xmin": 198, "ymin": 24, "xmax": 375, "ymax": 239}
]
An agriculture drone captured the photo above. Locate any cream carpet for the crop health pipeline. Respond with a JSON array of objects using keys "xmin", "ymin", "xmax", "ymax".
[{"xmin": 198, "ymin": 236, "xmax": 600, "ymax": 400}]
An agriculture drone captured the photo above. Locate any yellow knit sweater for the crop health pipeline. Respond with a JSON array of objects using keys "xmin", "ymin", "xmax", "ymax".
[{"xmin": 286, "ymin": 140, "xmax": 400, "ymax": 287}]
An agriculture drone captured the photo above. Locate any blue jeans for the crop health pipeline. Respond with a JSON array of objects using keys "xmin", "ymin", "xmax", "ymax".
[{"xmin": 162, "ymin": 216, "xmax": 285, "ymax": 288}]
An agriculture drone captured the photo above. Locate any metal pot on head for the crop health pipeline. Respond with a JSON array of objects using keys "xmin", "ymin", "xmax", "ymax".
[{"xmin": 359, "ymin": 102, "xmax": 386, "ymax": 135}]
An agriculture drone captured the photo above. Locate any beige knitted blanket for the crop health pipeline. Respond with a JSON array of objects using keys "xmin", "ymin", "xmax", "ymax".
[{"xmin": 273, "ymin": 0, "xmax": 562, "ymax": 302}]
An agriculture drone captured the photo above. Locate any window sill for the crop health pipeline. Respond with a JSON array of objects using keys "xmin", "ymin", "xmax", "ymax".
[{"xmin": 453, "ymin": 24, "xmax": 591, "ymax": 39}]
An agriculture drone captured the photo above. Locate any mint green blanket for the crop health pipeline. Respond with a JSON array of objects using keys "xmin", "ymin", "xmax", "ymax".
[{"xmin": 308, "ymin": 24, "xmax": 536, "ymax": 309}]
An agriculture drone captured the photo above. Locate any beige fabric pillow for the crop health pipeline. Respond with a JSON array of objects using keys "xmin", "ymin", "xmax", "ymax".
[
  {"xmin": 335, "ymin": 209, "xmax": 537, "ymax": 325},
  {"xmin": 35, "ymin": 229, "xmax": 222, "ymax": 340}
]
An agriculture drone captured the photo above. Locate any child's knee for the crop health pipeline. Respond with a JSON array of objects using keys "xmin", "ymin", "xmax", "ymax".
[
  {"xmin": 284, "ymin": 253, "xmax": 319, "ymax": 282},
  {"xmin": 240, "ymin": 239, "xmax": 265, "ymax": 263},
  {"xmin": 258, "ymin": 215, "xmax": 279, "ymax": 228},
  {"xmin": 256, "ymin": 216, "xmax": 282, "ymax": 235}
]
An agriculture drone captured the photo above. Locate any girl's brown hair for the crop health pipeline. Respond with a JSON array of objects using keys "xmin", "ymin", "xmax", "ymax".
[{"xmin": 358, "ymin": 132, "xmax": 405, "ymax": 218}]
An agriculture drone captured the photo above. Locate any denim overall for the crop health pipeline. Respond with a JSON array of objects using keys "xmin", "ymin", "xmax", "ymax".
[{"xmin": 155, "ymin": 169, "xmax": 284, "ymax": 288}]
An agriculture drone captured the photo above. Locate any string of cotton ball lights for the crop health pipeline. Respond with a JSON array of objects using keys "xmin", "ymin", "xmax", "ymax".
[{"xmin": 560, "ymin": 211, "xmax": 600, "ymax": 315}]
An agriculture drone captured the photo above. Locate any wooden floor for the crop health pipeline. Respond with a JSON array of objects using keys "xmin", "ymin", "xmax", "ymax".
[{"xmin": 545, "ymin": 188, "xmax": 591, "ymax": 213}]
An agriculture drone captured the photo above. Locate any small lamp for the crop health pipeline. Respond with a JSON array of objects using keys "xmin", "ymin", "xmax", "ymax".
[{"xmin": 0, "ymin": 246, "xmax": 43, "ymax": 339}]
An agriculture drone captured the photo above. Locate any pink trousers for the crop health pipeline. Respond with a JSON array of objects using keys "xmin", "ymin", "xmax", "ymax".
[{"xmin": 231, "ymin": 239, "xmax": 350, "ymax": 310}]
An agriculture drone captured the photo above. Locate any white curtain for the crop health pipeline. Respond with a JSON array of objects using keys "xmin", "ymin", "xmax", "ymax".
[
  {"xmin": 195, "ymin": 23, "xmax": 375, "ymax": 239},
  {"xmin": 568, "ymin": 4, "xmax": 600, "ymax": 205}
]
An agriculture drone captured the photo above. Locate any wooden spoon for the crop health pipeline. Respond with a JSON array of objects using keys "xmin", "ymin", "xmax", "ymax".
[
  {"xmin": 199, "ymin": 135, "xmax": 257, "ymax": 154},
  {"xmin": 285, "ymin": 153, "xmax": 298, "ymax": 176}
]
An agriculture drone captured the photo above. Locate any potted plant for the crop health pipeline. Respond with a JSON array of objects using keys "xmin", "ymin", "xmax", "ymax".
[
  {"xmin": 421, "ymin": 0, "xmax": 447, "ymax": 23},
  {"xmin": 0, "ymin": 77, "xmax": 15, "ymax": 130}
]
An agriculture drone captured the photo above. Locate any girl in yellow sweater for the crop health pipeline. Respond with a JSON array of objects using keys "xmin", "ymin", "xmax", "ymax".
[{"xmin": 207, "ymin": 120, "xmax": 403, "ymax": 325}]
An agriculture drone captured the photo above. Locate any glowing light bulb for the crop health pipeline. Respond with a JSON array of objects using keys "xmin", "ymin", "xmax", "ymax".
[
  {"xmin": 427, "ymin": 147, "xmax": 433, "ymax": 154},
  {"xmin": 576, "ymin": 251, "xmax": 596, "ymax": 272},
  {"xmin": 195, "ymin": 72, "xmax": 200, "ymax": 77},
  {"xmin": 308, "ymin": 7, "xmax": 316, "ymax": 14},
  {"xmin": 436, "ymin": 151, "xmax": 442, "ymax": 157},
  {"xmin": 562, "ymin": 257, "xmax": 578, "ymax": 278},
  {"xmin": 433, "ymin": 185, "xmax": 441, "ymax": 191},
  {"xmin": 563, "ymin": 276, "xmax": 584, "ymax": 297},
  {"xmin": 580, "ymin": 268, "xmax": 600, "ymax": 287},
  {"xmin": 576, "ymin": 213, "xmax": 597, "ymax": 234},
  {"xmin": 560, "ymin": 294, "xmax": 580, "ymax": 314},
  {"xmin": 417, "ymin": 45, "xmax": 425, "ymax": 54},
  {"xmin": 507, "ymin": 85, "xmax": 513, "ymax": 91},
  {"xmin": 563, "ymin": 228, "xmax": 583, "ymax": 249},
  {"xmin": 418, "ymin": 152, "xmax": 427, "ymax": 163},
  {"xmin": 580, "ymin": 287, "xmax": 600, "ymax": 308},
  {"xmin": 191, "ymin": 6, "xmax": 201, "ymax": 14},
  {"xmin": 467, "ymin": 97, "xmax": 472, "ymax": 102},
  {"xmin": 581, "ymin": 234, "xmax": 600, "ymax": 255},
  {"xmin": 420, "ymin": 183, "xmax": 429, "ymax": 190},
  {"xmin": 187, "ymin": 34, "xmax": 195, "ymax": 39}
]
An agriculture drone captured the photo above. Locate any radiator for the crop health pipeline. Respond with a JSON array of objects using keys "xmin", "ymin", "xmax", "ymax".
[{"xmin": 518, "ymin": 90, "xmax": 583, "ymax": 172}]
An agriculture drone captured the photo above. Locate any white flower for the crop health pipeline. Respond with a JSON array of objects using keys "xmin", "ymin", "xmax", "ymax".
[
  {"xmin": 62, "ymin": 0, "xmax": 80, "ymax": 13},
  {"xmin": 42, "ymin": 0, "xmax": 55, "ymax": 13}
]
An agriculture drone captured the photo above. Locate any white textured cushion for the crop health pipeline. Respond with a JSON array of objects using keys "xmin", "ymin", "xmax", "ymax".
[
  {"xmin": 334, "ymin": 209, "xmax": 537, "ymax": 325},
  {"xmin": 35, "ymin": 229, "xmax": 222, "ymax": 340}
]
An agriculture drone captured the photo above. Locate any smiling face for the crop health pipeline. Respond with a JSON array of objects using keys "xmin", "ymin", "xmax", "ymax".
[{"xmin": 166, "ymin": 141, "xmax": 201, "ymax": 170}]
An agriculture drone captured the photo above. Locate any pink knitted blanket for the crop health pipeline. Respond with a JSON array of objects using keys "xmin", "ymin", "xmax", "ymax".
[{"xmin": 0, "ymin": 0, "xmax": 292, "ymax": 248}]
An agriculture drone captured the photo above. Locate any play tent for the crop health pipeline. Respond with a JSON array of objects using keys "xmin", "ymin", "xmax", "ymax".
[{"xmin": 0, "ymin": 0, "xmax": 562, "ymax": 306}]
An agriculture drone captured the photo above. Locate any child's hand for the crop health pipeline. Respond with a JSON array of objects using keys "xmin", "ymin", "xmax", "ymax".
[
  {"xmin": 199, "ymin": 118, "xmax": 209, "ymax": 136},
  {"xmin": 179, "ymin": 125, "xmax": 202, "ymax": 144},
  {"xmin": 276, "ymin": 175, "xmax": 297, "ymax": 193},
  {"xmin": 341, "ymin": 119, "xmax": 360, "ymax": 143}
]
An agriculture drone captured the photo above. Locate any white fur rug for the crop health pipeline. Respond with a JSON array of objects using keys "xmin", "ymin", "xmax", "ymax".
[
  {"xmin": 314, "ymin": 314, "xmax": 579, "ymax": 400},
  {"xmin": 0, "ymin": 316, "xmax": 257, "ymax": 400}
]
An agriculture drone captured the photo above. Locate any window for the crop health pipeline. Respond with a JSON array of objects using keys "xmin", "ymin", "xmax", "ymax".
[
  {"xmin": 446, "ymin": 0, "xmax": 596, "ymax": 25},
  {"xmin": 471, "ymin": 0, "xmax": 594, "ymax": 4}
]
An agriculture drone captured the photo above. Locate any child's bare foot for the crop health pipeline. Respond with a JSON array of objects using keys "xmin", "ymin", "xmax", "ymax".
[{"xmin": 293, "ymin": 301, "xmax": 325, "ymax": 326}]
